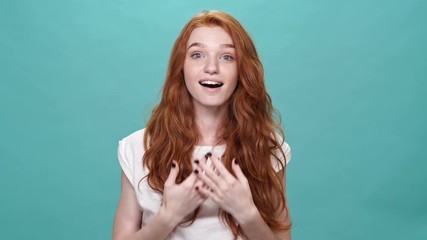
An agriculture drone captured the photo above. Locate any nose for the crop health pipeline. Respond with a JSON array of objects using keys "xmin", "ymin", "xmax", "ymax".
[{"xmin": 204, "ymin": 57, "xmax": 218, "ymax": 75}]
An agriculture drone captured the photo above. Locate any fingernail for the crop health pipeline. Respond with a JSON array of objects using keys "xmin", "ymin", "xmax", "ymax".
[
  {"xmin": 194, "ymin": 159, "xmax": 199, "ymax": 165},
  {"xmin": 195, "ymin": 186, "xmax": 199, "ymax": 191},
  {"xmin": 206, "ymin": 152, "xmax": 212, "ymax": 157},
  {"xmin": 234, "ymin": 159, "xmax": 239, "ymax": 165},
  {"xmin": 194, "ymin": 169, "xmax": 199, "ymax": 174},
  {"xmin": 172, "ymin": 162, "xmax": 176, "ymax": 168}
]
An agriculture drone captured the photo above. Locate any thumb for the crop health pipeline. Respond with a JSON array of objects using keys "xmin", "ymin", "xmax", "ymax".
[{"xmin": 165, "ymin": 160, "xmax": 179, "ymax": 186}]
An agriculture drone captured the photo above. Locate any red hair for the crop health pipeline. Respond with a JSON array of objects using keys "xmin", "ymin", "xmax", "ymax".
[{"xmin": 143, "ymin": 10, "xmax": 290, "ymax": 238}]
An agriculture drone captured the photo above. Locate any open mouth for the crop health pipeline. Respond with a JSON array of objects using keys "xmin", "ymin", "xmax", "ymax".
[{"xmin": 199, "ymin": 80, "xmax": 224, "ymax": 88}]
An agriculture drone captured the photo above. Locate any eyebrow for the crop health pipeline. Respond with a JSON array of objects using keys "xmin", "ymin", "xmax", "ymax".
[{"xmin": 187, "ymin": 42, "xmax": 235, "ymax": 49}]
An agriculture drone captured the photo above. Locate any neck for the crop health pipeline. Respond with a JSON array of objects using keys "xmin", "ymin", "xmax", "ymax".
[{"xmin": 194, "ymin": 104, "xmax": 228, "ymax": 146}]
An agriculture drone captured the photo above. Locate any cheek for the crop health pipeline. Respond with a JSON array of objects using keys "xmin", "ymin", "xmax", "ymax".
[
  {"xmin": 183, "ymin": 65, "xmax": 192, "ymax": 86},
  {"xmin": 183, "ymin": 62, "xmax": 198, "ymax": 82},
  {"xmin": 228, "ymin": 67, "xmax": 238, "ymax": 86},
  {"xmin": 183, "ymin": 67, "xmax": 200, "ymax": 96},
  {"xmin": 230, "ymin": 79, "xmax": 238, "ymax": 94}
]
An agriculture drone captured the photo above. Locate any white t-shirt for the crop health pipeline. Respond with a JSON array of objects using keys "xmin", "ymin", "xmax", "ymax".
[{"xmin": 117, "ymin": 128, "xmax": 291, "ymax": 240}]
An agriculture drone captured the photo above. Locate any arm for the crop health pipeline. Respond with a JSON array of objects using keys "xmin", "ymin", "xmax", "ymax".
[
  {"xmin": 112, "ymin": 171, "xmax": 177, "ymax": 240},
  {"xmin": 237, "ymin": 168, "xmax": 291, "ymax": 240},
  {"xmin": 113, "ymin": 162, "xmax": 206, "ymax": 240},
  {"xmin": 196, "ymin": 155, "xmax": 291, "ymax": 240}
]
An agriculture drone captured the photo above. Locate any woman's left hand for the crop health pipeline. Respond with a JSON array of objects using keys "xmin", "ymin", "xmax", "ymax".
[{"xmin": 195, "ymin": 152, "xmax": 257, "ymax": 223}]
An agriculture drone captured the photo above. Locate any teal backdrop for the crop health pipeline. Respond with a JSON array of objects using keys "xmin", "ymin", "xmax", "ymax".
[{"xmin": 1, "ymin": 0, "xmax": 426, "ymax": 239}]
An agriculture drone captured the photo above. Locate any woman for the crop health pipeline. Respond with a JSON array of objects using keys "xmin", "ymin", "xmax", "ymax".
[{"xmin": 113, "ymin": 10, "xmax": 292, "ymax": 240}]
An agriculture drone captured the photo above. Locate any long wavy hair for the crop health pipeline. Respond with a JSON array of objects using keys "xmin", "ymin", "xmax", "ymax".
[{"xmin": 143, "ymin": 10, "xmax": 290, "ymax": 239}]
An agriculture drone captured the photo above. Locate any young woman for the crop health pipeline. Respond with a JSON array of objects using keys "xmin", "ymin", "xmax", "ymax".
[{"xmin": 113, "ymin": 10, "xmax": 292, "ymax": 240}]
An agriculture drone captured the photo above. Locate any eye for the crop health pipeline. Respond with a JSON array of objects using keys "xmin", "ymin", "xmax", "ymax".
[
  {"xmin": 221, "ymin": 54, "xmax": 234, "ymax": 61},
  {"xmin": 190, "ymin": 52, "xmax": 203, "ymax": 59}
]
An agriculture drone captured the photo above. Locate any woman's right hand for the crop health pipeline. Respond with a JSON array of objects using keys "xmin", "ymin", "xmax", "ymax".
[{"xmin": 159, "ymin": 160, "xmax": 206, "ymax": 225}]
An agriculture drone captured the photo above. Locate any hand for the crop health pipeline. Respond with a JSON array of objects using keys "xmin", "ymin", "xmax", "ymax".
[
  {"xmin": 160, "ymin": 160, "xmax": 207, "ymax": 225},
  {"xmin": 195, "ymin": 153, "xmax": 257, "ymax": 223}
]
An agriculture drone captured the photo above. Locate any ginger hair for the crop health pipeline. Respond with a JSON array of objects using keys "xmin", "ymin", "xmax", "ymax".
[{"xmin": 143, "ymin": 10, "xmax": 291, "ymax": 239}]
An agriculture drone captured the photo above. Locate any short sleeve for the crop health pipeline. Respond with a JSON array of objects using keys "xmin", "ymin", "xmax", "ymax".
[
  {"xmin": 117, "ymin": 139, "xmax": 134, "ymax": 187},
  {"xmin": 281, "ymin": 141, "xmax": 292, "ymax": 165},
  {"xmin": 272, "ymin": 134, "xmax": 292, "ymax": 172}
]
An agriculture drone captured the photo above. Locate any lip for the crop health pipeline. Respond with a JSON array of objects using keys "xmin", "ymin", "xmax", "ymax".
[
  {"xmin": 198, "ymin": 78, "xmax": 224, "ymax": 89},
  {"xmin": 198, "ymin": 78, "xmax": 223, "ymax": 84}
]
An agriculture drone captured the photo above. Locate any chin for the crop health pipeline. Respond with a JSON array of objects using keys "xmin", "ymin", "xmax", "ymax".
[
  {"xmin": 204, "ymin": 103, "xmax": 227, "ymax": 108},
  {"xmin": 194, "ymin": 100, "xmax": 229, "ymax": 109}
]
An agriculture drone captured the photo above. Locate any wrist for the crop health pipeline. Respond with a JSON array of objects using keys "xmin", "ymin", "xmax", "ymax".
[
  {"xmin": 158, "ymin": 206, "xmax": 181, "ymax": 229},
  {"xmin": 235, "ymin": 205, "xmax": 260, "ymax": 226}
]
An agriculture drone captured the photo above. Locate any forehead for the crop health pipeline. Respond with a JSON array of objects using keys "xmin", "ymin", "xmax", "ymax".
[{"xmin": 186, "ymin": 26, "xmax": 234, "ymax": 47}]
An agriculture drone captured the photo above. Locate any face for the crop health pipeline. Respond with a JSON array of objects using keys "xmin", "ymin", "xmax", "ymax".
[{"xmin": 183, "ymin": 26, "xmax": 238, "ymax": 111}]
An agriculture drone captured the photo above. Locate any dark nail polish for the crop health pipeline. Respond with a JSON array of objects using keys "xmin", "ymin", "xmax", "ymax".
[
  {"xmin": 172, "ymin": 162, "xmax": 176, "ymax": 168},
  {"xmin": 195, "ymin": 186, "xmax": 199, "ymax": 191},
  {"xmin": 194, "ymin": 159, "xmax": 199, "ymax": 165},
  {"xmin": 206, "ymin": 152, "xmax": 212, "ymax": 157},
  {"xmin": 234, "ymin": 159, "xmax": 239, "ymax": 165},
  {"xmin": 194, "ymin": 169, "xmax": 199, "ymax": 174}
]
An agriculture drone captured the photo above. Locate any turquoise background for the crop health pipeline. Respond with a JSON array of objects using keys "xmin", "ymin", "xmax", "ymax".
[{"xmin": 1, "ymin": 0, "xmax": 426, "ymax": 239}]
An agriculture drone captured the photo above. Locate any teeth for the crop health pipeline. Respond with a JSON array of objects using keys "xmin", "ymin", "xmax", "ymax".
[
  {"xmin": 200, "ymin": 80, "xmax": 221, "ymax": 85},
  {"xmin": 199, "ymin": 80, "xmax": 224, "ymax": 88}
]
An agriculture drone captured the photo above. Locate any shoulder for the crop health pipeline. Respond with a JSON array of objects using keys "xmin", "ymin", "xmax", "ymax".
[
  {"xmin": 119, "ymin": 128, "xmax": 150, "ymax": 152},
  {"xmin": 117, "ymin": 128, "xmax": 147, "ymax": 186},
  {"xmin": 118, "ymin": 128, "xmax": 147, "ymax": 164},
  {"xmin": 120, "ymin": 128, "xmax": 146, "ymax": 147}
]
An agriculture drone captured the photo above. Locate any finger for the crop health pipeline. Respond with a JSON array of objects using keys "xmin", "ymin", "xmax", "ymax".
[
  {"xmin": 195, "ymin": 167, "xmax": 220, "ymax": 193},
  {"xmin": 196, "ymin": 195, "xmax": 207, "ymax": 204},
  {"xmin": 182, "ymin": 169, "xmax": 198, "ymax": 187},
  {"xmin": 231, "ymin": 158, "xmax": 247, "ymax": 183},
  {"xmin": 209, "ymin": 152, "xmax": 235, "ymax": 183},
  {"xmin": 192, "ymin": 181, "xmax": 208, "ymax": 201},
  {"xmin": 193, "ymin": 158, "xmax": 200, "ymax": 170},
  {"xmin": 193, "ymin": 180, "xmax": 204, "ymax": 193},
  {"xmin": 198, "ymin": 156, "xmax": 210, "ymax": 173},
  {"xmin": 196, "ymin": 184, "xmax": 213, "ymax": 199},
  {"xmin": 164, "ymin": 160, "xmax": 179, "ymax": 186},
  {"xmin": 197, "ymin": 185, "xmax": 222, "ymax": 206},
  {"xmin": 199, "ymin": 157, "xmax": 224, "ymax": 187},
  {"xmin": 199, "ymin": 160, "xmax": 223, "ymax": 187}
]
